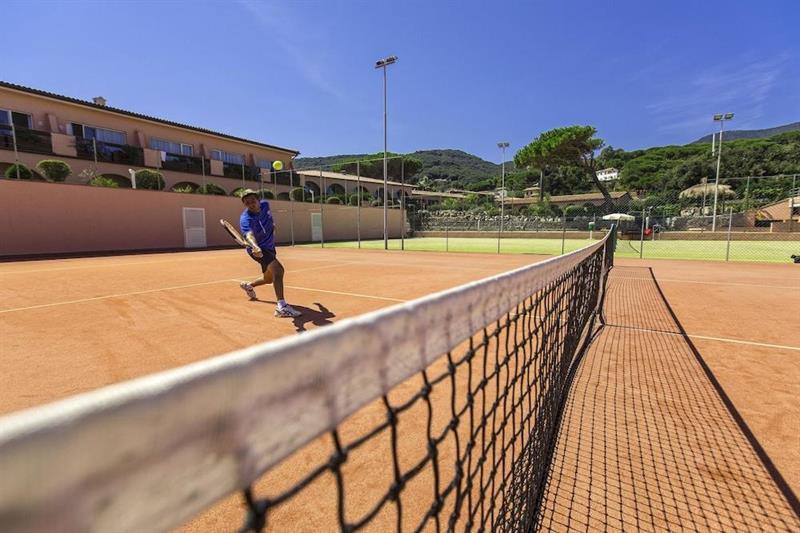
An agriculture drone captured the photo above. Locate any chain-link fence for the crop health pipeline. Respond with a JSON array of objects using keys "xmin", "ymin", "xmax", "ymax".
[{"xmin": 403, "ymin": 175, "xmax": 799, "ymax": 263}]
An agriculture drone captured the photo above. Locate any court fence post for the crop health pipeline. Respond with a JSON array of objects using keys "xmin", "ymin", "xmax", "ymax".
[
  {"xmin": 561, "ymin": 215, "xmax": 566, "ymax": 255},
  {"xmin": 356, "ymin": 161, "xmax": 361, "ymax": 249},
  {"xmin": 289, "ymin": 170, "xmax": 295, "ymax": 246},
  {"xmin": 725, "ymin": 207, "xmax": 733, "ymax": 261},
  {"xmin": 446, "ymin": 220, "xmax": 449, "ymax": 252},
  {"xmin": 319, "ymin": 167, "xmax": 325, "ymax": 249},
  {"xmin": 401, "ymin": 158, "xmax": 405, "ymax": 251},
  {"xmin": 639, "ymin": 209, "xmax": 646, "ymax": 259}
]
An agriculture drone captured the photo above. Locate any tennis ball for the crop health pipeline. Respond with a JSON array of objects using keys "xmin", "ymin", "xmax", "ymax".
[{"xmin": 272, "ymin": 160, "xmax": 284, "ymax": 171}]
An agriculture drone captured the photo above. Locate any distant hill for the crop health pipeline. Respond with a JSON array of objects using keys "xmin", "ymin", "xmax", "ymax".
[
  {"xmin": 691, "ymin": 122, "xmax": 800, "ymax": 144},
  {"xmin": 295, "ymin": 149, "xmax": 506, "ymax": 189}
]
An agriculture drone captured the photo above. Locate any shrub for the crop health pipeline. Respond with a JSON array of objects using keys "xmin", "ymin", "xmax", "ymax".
[
  {"xmin": 563, "ymin": 204, "xmax": 584, "ymax": 218},
  {"xmin": 134, "ymin": 169, "xmax": 165, "ymax": 190},
  {"xmin": 4, "ymin": 163, "xmax": 32, "ymax": 180},
  {"xmin": 36, "ymin": 160, "xmax": 71, "ymax": 182},
  {"xmin": 173, "ymin": 185, "xmax": 196, "ymax": 193},
  {"xmin": 261, "ymin": 189, "xmax": 275, "ymax": 200},
  {"xmin": 326, "ymin": 196, "xmax": 341, "ymax": 204},
  {"xmin": 197, "ymin": 183, "xmax": 226, "ymax": 195},
  {"xmin": 90, "ymin": 176, "xmax": 119, "ymax": 188},
  {"xmin": 290, "ymin": 187, "xmax": 306, "ymax": 201},
  {"xmin": 348, "ymin": 194, "xmax": 360, "ymax": 206}
]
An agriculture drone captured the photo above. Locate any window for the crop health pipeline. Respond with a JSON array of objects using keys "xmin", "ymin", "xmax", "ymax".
[
  {"xmin": 210, "ymin": 149, "xmax": 244, "ymax": 164},
  {"xmin": 150, "ymin": 138, "xmax": 193, "ymax": 156},
  {"xmin": 0, "ymin": 109, "xmax": 33, "ymax": 129},
  {"xmin": 257, "ymin": 159, "xmax": 273, "ymax": 169},
  {"xmin": 69, "ymin": 122, "xmax": 127, "ymax": 145}
]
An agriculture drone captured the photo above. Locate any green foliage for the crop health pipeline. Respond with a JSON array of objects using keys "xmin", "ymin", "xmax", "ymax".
[
  {"xmin": 290, "ymin": 187, "xmax": 307, "ymax": 201},
  {"xmin": 134, "ymin": 169, "xmax": 165, "ymax": 190},
  {"xmin": 607, "ymin": 132, "xmax": 800, "ymax": 196},
  {"xmin": 36, "ymin": 160, "xmax": 71, "ymax": 182},
  {"xmin": 563, "ymin": 204, "xmax": 584, "ymax": 218},
  {"xmin": 261, "ymin": 190, "xmax": 275, "ymax": 200},
  {"xmin": 89, "ymin": 176, "xmax": 119, "ymax": 188},
  {"xmin": 326, "ymin": 196, "xmax": 341, "ymax": 204},
  {"xmin": 514, "ymin": 125, "xmax": 611, "ymax": 199},
  {"xmin": 330, "ymin": 152, "xmax": 423, "ymax": 181},
  {"xmin": 197, "ymin": 183, "xmax": 226, "ymax": 195},
  {"xmin": 172, "ymin": 185, "xmax": 196, "ymax": 193},
  {"xmin": 296, "ymin": 149, "xmax": 504, "ymax": 191},
  {"xmin": 4, "ymin": 163, "xmax": 33, "ymax": 180}
]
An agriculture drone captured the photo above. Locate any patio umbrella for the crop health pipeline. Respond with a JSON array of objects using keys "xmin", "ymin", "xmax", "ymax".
[{"xmin": 602, "ymin": 213, "xmax": 635, "ymax": 221}]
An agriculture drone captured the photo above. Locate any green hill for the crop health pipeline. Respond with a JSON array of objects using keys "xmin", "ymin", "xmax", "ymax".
[
  {"xmin": 295, "ymin": 149, "xmax": 504, "ymax": 190},
  {"xmin": 691, "ymin": 122, "xmax": 800, "ymax": 144}
]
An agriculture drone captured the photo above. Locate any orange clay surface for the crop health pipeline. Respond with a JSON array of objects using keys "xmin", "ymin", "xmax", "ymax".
[{"xmin": 1, "ymin": 248, "xmax": 797, "ymax": 531}]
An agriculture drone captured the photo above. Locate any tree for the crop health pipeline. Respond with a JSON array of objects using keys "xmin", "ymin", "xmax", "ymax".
[
  {"xmin": 514, "ymin": 126, "xmax": 612, "ymax": 201},
  {"xmin": 4, "ymin": 163, "xmax": 33, "ymax": 180},
  {"xmin": 331, "ymin": 153, "xmax": 423, "ymax": 181},
  {"xmin": 197, "ymin": 183, "xmax": 226, "ymax": 195},
  {"xmin": 134, "ymin": 169, "xmax": 165, "ymax": 190},
  {"xmin": 36, "ymin": 160, "xmax": 71, "ymax": 182}
]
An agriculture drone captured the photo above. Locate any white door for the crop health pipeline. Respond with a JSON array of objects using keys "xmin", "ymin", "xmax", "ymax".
[
  {"xmin": 183, "ymin": 207, "xmax": 207, "ymax": 248},
  {"xmin": 311, "ymin": 212, "xmax": 322, "ymax": 242}
]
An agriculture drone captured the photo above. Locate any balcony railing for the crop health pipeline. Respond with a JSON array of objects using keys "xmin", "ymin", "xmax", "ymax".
[
  {"xmin": 222, "ymin": 162, "xmax": 261, "ymax": 181},
  {"xmin": 161, "ymin": 152, "xmax": 210, "ymax": 175},
  {"xmin": 75, "ymin": 137, "xmax": 144, "ymax": 166},
  {"xmin": 0, "ymin": 125, "xmax": 53, "ymax": 155}
]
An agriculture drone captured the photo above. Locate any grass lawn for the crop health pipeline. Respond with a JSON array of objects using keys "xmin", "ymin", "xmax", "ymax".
[{"xmin": 301, "ymin": 237, "xmax": 798, "ymax": 263}]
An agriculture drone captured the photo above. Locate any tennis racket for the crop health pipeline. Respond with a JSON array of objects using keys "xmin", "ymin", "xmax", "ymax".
[{"xmin": 220, "ymin": 219, "xmax": 249, "ymax": 247}]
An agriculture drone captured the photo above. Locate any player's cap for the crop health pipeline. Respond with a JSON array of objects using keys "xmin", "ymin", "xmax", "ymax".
[{"xmin": 240, "ymin": 189, "xmax": 259, "ymax": 201}]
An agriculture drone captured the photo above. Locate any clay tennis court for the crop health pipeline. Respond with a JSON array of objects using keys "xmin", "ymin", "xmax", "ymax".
[{"xmin": 1, "ymin": 247, "xmax": 798, "ymax": 530}]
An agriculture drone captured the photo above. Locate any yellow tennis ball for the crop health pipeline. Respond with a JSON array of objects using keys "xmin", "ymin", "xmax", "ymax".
[{"xmin": 272, "ymin": 160, "xmax": 284, "ymax": 171}]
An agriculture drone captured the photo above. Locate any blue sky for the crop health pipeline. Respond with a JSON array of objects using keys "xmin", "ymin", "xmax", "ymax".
[{"xmin": 2, "ymin": 0, "xmax": 798, "ymax": 161}]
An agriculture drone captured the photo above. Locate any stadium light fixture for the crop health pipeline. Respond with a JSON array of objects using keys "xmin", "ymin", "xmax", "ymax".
[
  {"xmin": 711, "ymin": 112, "xmax": 734, "ymax": 231},
  {"xmin": 375, "ymin": 55, "xmax": 398, "ymax": 250}
]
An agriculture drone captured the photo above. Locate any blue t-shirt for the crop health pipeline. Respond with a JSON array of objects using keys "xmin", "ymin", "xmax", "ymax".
[{"xmin": 239, "ymin": 200, "xmax": 275, "ymax": 252}]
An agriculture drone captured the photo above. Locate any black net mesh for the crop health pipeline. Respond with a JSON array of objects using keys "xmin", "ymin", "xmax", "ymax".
[{"xmin": 239, "ymin": 238, "xmax": 614, "ymax": 532}]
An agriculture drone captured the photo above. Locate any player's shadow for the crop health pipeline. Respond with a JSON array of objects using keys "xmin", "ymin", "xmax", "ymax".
[{"xmin": 254, "ymin": 300, "xmax": 336, "ymax": 332}]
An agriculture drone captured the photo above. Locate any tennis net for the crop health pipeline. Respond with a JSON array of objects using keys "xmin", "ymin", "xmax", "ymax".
[{"xmin": 0, "ymin": 230, "xmax": 615, "ymax": 532}]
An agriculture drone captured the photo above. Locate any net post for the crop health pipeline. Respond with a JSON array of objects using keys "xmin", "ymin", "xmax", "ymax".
[{"xmin": 725, "ymin": 206, "xmax": 733, "ymax": 261}]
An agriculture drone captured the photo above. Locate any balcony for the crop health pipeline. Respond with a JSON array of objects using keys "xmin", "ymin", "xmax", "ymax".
[
  {"xmin": 160, "ymin": 152, "xmax": 210, "ymax": 175},
  {"xmin": 0, "ymin": 125, "xmax": 53, "ymax": 155},
  {"xmin": 222, "ymin": 162, "xmax": 261, "ymax": 181},
  {"xmin": 75, "ymin": 137, "xmax": 144, "ymax": 166}
]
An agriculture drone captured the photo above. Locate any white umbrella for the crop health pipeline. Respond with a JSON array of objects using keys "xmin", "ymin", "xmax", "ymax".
[{"xmin": 602, "ymin": 213, "xmax": 635, "ymax": 221}]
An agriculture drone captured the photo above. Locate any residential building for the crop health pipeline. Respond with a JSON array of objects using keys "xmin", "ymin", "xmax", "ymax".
[
  {"xmin": 596, "ymin": 168, "xmax": 619, "ymax": 182},
  {"xmin": 0, "ymin": 81, "xmax": 299, "ymax": 195},
  {"xmin": 294, "ymin": 169, "xmax": 413, "ymax": 204}
]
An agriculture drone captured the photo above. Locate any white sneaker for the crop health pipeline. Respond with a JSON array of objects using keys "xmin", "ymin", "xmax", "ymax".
[
  {"xmin": 274, "ymin": 304, "xmax": 302, "ymax": 318},
  {"xmin": 240, "ymin": 282, "xmax": 257, "ymax": 300}
]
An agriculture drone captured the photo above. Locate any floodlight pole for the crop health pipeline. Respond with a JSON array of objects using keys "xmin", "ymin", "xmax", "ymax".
[
  {"xmin": 712, "ymin": 113, "xmax": 734, "ymax": 231},
  {"xmin": 375, "ymin": 55, "xmax": 397, "ymax": 250},
  {"xmin": 497, "ymin": 142, "xmax": 509, "ymax": 254}
]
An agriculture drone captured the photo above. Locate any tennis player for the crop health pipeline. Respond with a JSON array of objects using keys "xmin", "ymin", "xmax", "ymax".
[{"xmin": 238, "ymin": 189, "xmax": 302, "ymax": 317}]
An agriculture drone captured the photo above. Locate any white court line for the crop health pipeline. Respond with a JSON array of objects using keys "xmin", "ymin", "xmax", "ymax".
[
  {"xmin": 229, "ymin": 279, "xmax": 407, "ymax": 303},
  {"xmin": 612, "ymin": 276, "xmax": 799, "ymax": 290},
  {"xmin": 0, "ymin": 262, "xmax": 360, "ymax": 314},
  {"xmin": 607, "ymin": 324, "xmax": 800, "ymax": 352},
  {"xmin": 0, "ymin": 252, "xmax": 242, "ymax": 275},
  {"xmin": 0, "ymin": 279, "xmax": 234, "ymax": 314}
]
